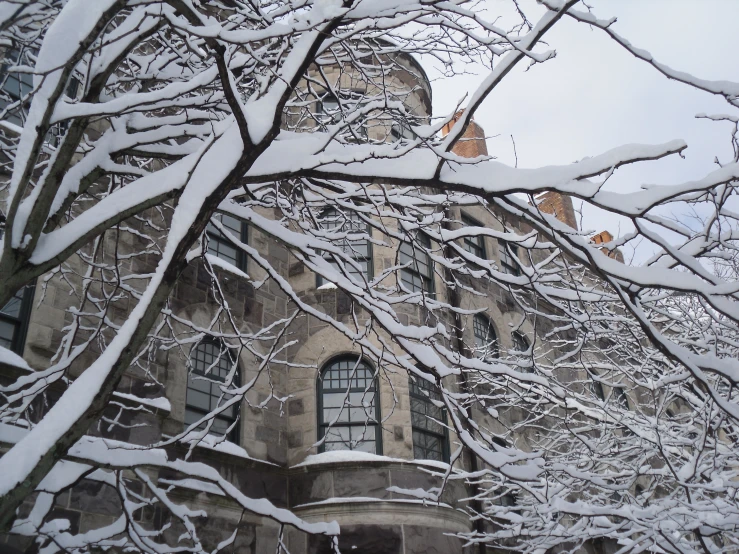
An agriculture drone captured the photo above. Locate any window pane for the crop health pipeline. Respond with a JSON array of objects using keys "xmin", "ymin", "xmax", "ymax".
[
  {"xmin": 205, "ymin": 213, "xmax": 246, "ymax": 269},
  {"xmin": 1, "ymin": 295, "xmax": 22, "ymax": 319},
  {"xmin": 400, "ymin": 233, "xmax": 434, "ymax": 295},
  {"xmin": 185, "ymin": 342, "xmax": 240, "ymax": 442},
  {"xmin": 0, "ymin": 320, "xmax": 15, "ymax": 349},
  {"xmin": 409, "ymin": 376, "xmax": 448, "ymax": 462},
  {"xmin": 319, "ymin": 358, "xmax": 379, "ymax": 453},
  {"xmin": 319, "ymin": 208, "xmax": 371, "ymax": 282}
]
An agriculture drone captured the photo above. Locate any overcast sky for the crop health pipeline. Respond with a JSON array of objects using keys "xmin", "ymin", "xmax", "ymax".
[{"xmin": 425, "ymin": 0, "xmax": 739, "ymax": 264}]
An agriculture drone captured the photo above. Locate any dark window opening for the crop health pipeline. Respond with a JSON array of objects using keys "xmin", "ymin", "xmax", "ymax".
[
  {"xmin": 0, "ymin": 228, "xmax": 34, "ymax": 355},
  {"xmin": 317, "ymin": 208, "xmax": 372, "ymax": 285},
  {"xmin": 473, "ymin": 314, "xmax": 498, "ymax": 360},
  {"xmin": 318, "ymin": 357, "xmax": 381, "ymax": 454},
  {"xmin": 511, "ymin": 331, "xmax": 533, "ymax": 372},
  {"xmin": 185, "ymin": 341, "xmax": 241, "ymax": 443},
  {"xmin": 1, "ymin": 47, "xmax": 80, "ymax": 143},
  {"xmin": 461, "ymin": 215, "xmax": 486, "ymax": 260},
  {"xmin": 399, "ymin": 232, "xmax": 434, "ymax": 297},
  {"xmin": 390, "ymin": 121, "xmax": 416, "ymax": 142},
  {"xmin": 498, "ymin": 241, "xmax": 520, "ymax": 276},
  {"xmin": 511, "ymin": 331, "xmax": 529, "ymax": 353},
  {"xmin": 205, "ymin": 212, "xmax": 248, "ymax": 271},
  {"xmin": 317, "ymin": 93, "xmax": 368, "ymax": 139},
  {"xmin": 0, "ymin": 285, "xmax": 34, "ymax": 355},
  {"xmin": 409, "ymin": 376, "xmax": 449, "ymax": 462},
  {"xmin": 613, "ymin": 386, "xmax": 629, "ymax": 410},
  {"xmin": 591, "ymin": 376, "xmax": 605, "ymax": 401}
]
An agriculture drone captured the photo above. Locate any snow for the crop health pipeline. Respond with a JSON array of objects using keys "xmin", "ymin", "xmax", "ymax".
[
  {"xmin": 294, "ymin": 451, "xmax": 452, "ymax": 471},
  {"xmin": 294, "ymin": 497, "xmax": 453, "ymax": 510},
  {"xmin": 182, "ymin": 433, "xmax": 256, "ymax": 461},
  {"xmin": 0, "ymin": 346, "xmax": 32, "ymax": 371},
  {"xmin": 0, "ymin": 121, "xmax": 247, "ymax": 500},
  {"xmin": 111, "ymin": 392, "xmax": 171, "ymax": 413},
  {"xmin": 8, "ymin": 0, "xmax": 119, "ymax": 248},
  {"xmin": 0, "ymin": 421, "xmax": 30, "ymax": 445},
  {"xmin": 316, "ymin": 282, "xmax": 337, "ymax": 290},
  {"xmin": 205, "ymin": 253, "xmax": 250, "ymax": 280},
  {"xmin": 159, "ymin": 477, "xmax": 225, "ymax": 497}
]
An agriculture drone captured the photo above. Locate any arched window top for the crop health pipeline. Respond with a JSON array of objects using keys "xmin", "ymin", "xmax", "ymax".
[
  {"xmin": 185, "ymin": 340, "xmax": 241, "ymax": 443},
  {"xmin": 318, "ymin": 356, "xmax": 381, "ymax": 454},
  {"xmin": 473, "ymin": 314, "xmax": 498, "ymax": 359}
]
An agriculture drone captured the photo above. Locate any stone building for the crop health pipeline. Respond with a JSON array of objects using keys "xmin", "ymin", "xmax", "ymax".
[{"xmin": 0, "ymin": 44, "xmax": 623, "ymax": 554}]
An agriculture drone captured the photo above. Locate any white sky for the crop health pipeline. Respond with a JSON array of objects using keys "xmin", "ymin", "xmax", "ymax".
[{"xmin": 426, "ymin": 0, "xmax": 739, "ymax": 264}]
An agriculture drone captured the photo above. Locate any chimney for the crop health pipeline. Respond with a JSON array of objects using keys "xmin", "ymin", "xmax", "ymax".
[
  {"xmin": 441, "ymin": 112, "xmax": 489, "ymax": 158},
  {"xmin": 590, "ymin": 230, "xmax": 624, "ymax": 263},
  {"xmin": 534, "ymin": 191, "xmax": 578, "ymax": 231}
]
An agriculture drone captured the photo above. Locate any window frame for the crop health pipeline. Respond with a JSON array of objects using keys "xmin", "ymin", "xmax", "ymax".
[
  {"xmin": 460, "ymin": 214, "xmax": 487, "ymax": 261},
  {"xmin": 204, "ymin": 211, "xmax": 249, "ymax": 272},
  {"xmin": 0, "ymin": 228, "xmax": 35, "ymax": 355},
  {"xmin": 473, "ymin": 314, "xmax": 499, "ymax": 360},
  {"xmin": 184, "ymin": 340, "xmax": 242, "ymax": 444},
  {"xmin": 316, "ymin": 92, "xmax": 368, "ymax": 139},
  {"xmin": 316, "ymin": 207, "xmax": 373, "ymax": 286},
  {"xmin": 317, "ymin": 356, "xmax": 383, "ymax": 455},
  {"xmin": 613, "ymin": 386, "xmax": 630, "ymax": 410},
  {"xmin": 0, "ymin": 284, "xmax": 35, "ymax": 355},
  {"xmin": 511, "ymin": 331, "xmax": 529, "ymax": 353},
  {"xmin": 1, "ymin": 46, "xmax": 81, "ymax": 137},
  {"xmin": 409, "ymin": 375, "xmax": 449, "ymax": 463},
  {"xmin": 498, "ymin": 240, "xmax": 520, "ymax": 276},
  {"xmin": 399, "ymin": 231, "xmax": 435, "ymax": 298},
  {"xmin": 590, "ymin": 374, "xmax": 605, "ymax": 401},
  {"xmin": 390, "ymin": 120, "xmax": 416, "ymax": 142}
]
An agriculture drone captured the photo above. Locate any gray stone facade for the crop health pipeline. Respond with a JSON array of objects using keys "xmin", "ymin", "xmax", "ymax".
[{"xmin": 0, "ymin": 48, "xmax": 618, "ymax": 554}]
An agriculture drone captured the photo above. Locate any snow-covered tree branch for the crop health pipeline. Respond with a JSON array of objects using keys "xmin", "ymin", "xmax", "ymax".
[{"xmin": 0, "ymin": 1, "xmax": 737, "ymax": 553}]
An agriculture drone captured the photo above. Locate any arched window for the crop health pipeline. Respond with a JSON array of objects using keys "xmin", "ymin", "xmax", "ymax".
[
  {"xmin": 185, "ymin": 341, "xmax": 241, "ymax": 442},
  {"xmin": 318, "ymin": 357, "xmax": 381, "ymax": 453},
  {"xmin": 317, "ymin": 208, "xmax": 372, "ymax": 284},
  {"xmin": 473, "ymin": 314, "xmax": 498, "ymax": 359},
  {"xmin": 409, "ymin": 376, "xmax": 449, "ymax": 462}
]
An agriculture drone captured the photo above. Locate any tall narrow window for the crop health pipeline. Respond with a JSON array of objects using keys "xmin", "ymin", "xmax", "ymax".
[
  {"xmin": 185, "ymin": 341, "xmax": 241, "ymax": 442},
  {"xmin": 613, "ymin": 386, "xmax": 630, "ymax": 410},
  {"xmin": 409, "ymin": 376, "xmax": 449, "ymax": 462},
  {"xmin": 473, "ymin": 314, "xmax": 498, "ymax": 360},
  {"xmin": 511, "ymin": 331, "xmax": 529, "ymax": 353},
  {"xmin": 510, "ymin": 331, "xmax": 533, "ymax": 372},
  {"xmin": 205, "ymin": 212, "xmax": 248, "ymax": 271},
  {"xmin": 318, "ymin": 357, "xmax": 380, "ymax": 453},
  {"xmin": 399, "ymin": 232, "xmax": 434, "ymax": 296},
  {"xmin": 498, "ymin": 241, "xmax": 520, "ymax": 276},
  {"xmin": 1, "ymin": 48, "xmax": 34, "ymax": 126},
  {"xmin": 0, "ymin": 228, "xmax": 34, "ymax": 355},
  {"xmin": 1, "ymin": 47, "xmax": 79, "ymax": 133},
  {"xmin": 461, "ymin": 215, "xmax": 486, "ymax": 260},
  {"xmin": 317, "ymin": 208, "xmax": 372, "ymax": 285},
  {"xmin": 590, "ymin": 374, "xmax": 605, "ymax": 401}
]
